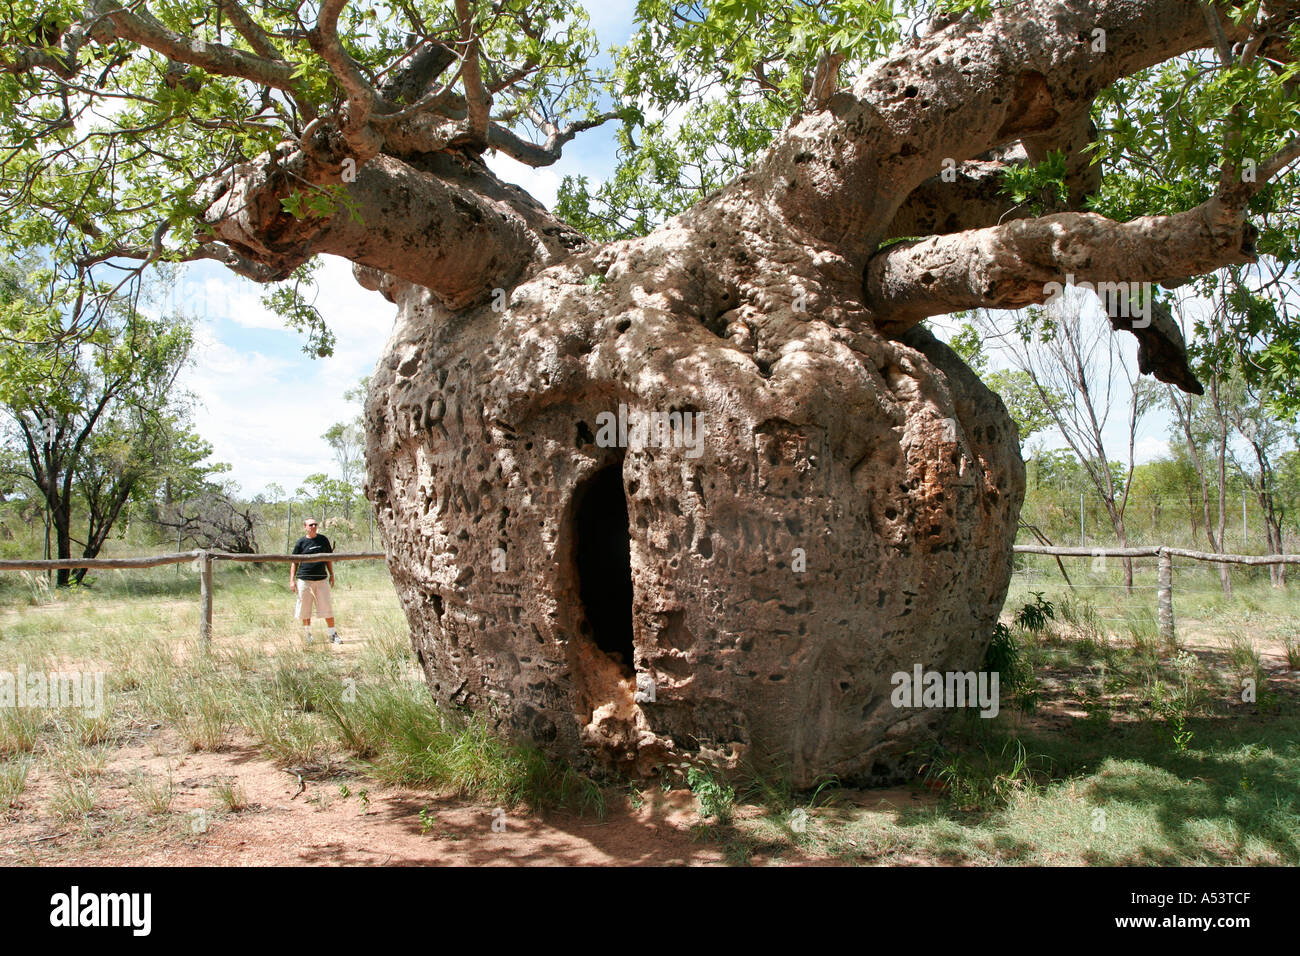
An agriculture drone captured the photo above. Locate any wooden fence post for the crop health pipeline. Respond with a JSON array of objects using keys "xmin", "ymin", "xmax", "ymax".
[
  {"xmin": 1157, "ymin": 548, "xmax": 1174, "ymax": 646},
  {"xmin": 198, "ymin": 550, "xmax": 213, "ymax": 645}
]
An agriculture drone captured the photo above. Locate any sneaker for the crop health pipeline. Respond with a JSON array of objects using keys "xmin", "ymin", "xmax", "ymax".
[
  {"xmin": 330, "ymin": 633, "xmax": 343, "ymax": 645},
  {"xmin": 303, "ymin": 630, "xmax": 314, "ymax": 644}
]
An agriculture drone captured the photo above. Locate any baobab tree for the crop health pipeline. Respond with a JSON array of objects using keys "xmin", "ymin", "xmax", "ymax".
[{"xmin": 2, "ymin": 0, "xmax": 1297, "ymax": 784}]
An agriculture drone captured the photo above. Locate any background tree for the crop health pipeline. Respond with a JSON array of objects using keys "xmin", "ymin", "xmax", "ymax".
[
  {"xmin": 0, "ymin": 266, "xmax": 194, "ymax": 585},
  {"xmin": 321, "ymin": 377, "xmax": 368, "ymax": 519},
  {"xmin": 155, "ymin": 483, "xmax": 259, "ymax": 554},
  {"xmin": 1165, "ymin": 288, "xmax": 1237, "ymax": 594},
  {"xmin": 296, "ymin": 471, "xmax": 355, "ymax": 526},
  {"xmin": 949, "ymin": 321, "xmax": 1059, "ymax": 451},
  {"xmin": 1226, "ymin": 379, "xmax": 1293, "ymax": 585},
  {"xmin": 981, "ymin": 288, "xmax": 1158, "ymax": 589}
]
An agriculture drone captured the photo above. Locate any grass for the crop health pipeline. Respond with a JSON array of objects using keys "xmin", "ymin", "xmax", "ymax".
[
  {"xmin": 0, "ymin": 756, "xmax": 31, "ymax": 807},
  {"xmin": 212, "ymin": 778, "xmax": 248, "ymax": 812},
  {"xmin": 0, "ymin": 560, "xmax": 605, "ymax": 849},
  {"xmin": 693, "ymin": 575, "xmax": 1300, "ymax": 865},
  {"xmin": 50, "ymin": 778, "xmax": 97, "ymax": 824},
  {"xmin": 0, "ymin": 710, "xmax": 44, "ymax": 757},
  {"xmin": 2, "ymin": 556, "xmax": 1297, "ymax": 865},
  {"xmin": 128, "ymin": 770, "xmax": 176, "ymax": 816}
]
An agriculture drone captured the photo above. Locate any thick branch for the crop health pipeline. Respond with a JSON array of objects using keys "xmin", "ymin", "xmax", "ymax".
[
  {"xmin": 202, "ymin": 150, "xmax": 588, "ymax": 308},
  {"xmin": 219, "ymin": 0, "xmax": 283, "ymax": 62},
  {"xmin": 738, "ymin": 0, "xmax": 1288, "ymax": 263},
  {"xmin": 0, "ymin": 44, "xmax": 77, "ymax": 78},
  {"xmin": 86, "ymin": 0, "xmax": 298, "ymax": 92},
  {"xmin": 456, "ymin": 0, "xmax": 491, "ymax": 145},
  {"xmin": 866, "ymin": 199, "xmax": 1255, "ymax": 329},
  {"xmin": 377, "ymin": 42, "xmax": 457, "ymax": 106},
  {"xmin": 307, "ymin": 0, "xmax": 377, "ymax": 140}
]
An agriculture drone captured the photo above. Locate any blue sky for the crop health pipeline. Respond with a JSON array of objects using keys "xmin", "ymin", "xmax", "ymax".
[{"xmin": 177, "ymin": 0, "xmax": 1175, "ymax": 497}]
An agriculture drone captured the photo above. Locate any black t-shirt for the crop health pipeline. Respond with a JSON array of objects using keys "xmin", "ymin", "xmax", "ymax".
[{"xmin": 292, "ymin": 534, "xmax": 333, "ymax": 579}]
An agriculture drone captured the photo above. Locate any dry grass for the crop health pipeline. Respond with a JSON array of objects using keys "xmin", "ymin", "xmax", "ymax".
[{"xmin": 2, "ymin": 559, "xmax": 1297, "ymax": 865}]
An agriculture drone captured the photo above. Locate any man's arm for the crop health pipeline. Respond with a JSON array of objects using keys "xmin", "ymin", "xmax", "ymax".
[{"xmin": 290, "ymin": 541, "xmax": 301, "ymax": 591}]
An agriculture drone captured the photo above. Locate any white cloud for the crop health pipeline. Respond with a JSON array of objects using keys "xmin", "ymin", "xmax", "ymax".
[
  {"xmin": 486, "ymin": 151, "xmax": 564, "ymax": 211},
  {"xmin": 1134, "ymin": 435, "xmax": 1170, "ymax": 464},
  {"xmin": 178, "ymin": 256, "xmax": 395, "ymax": 495}
]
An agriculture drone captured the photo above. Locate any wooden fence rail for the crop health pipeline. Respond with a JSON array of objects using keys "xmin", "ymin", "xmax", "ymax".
[
  {"xmin": 1013, "ymin": 544, "xmax": 1300, "ymax": 566},
  {"xmin": 0, "ymin": 550, "xmax": 384, "ymax": 643},
  {"xmin": 0, "ymin": 545, "xmax": 1291, "ymax": 645}
]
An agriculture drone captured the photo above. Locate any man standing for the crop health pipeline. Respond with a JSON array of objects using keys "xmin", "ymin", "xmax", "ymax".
[{"xmin": 290, "ymin": 518, "xmax": 341, "ymax": 644}]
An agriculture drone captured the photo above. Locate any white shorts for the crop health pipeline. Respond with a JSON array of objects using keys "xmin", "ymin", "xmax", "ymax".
[{"xmin": 295, "ymin": 578, "xmax": 334, "ymax": 620}]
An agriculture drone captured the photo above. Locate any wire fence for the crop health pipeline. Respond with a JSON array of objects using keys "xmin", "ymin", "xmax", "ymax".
[
  {"xmin": 2, "ymin": 542, "xmax": 1295, "ymax": 647},
  {"xmin": 1009, "ymin": 544, "xmax": 1297, "ymax": 643}
]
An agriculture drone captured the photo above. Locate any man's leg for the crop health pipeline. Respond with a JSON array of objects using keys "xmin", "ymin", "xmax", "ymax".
[
  {"xmin": 295, "ymin": 579, "xmax": 315, "ymax": 642},
  {"xmin": 315, "ymin": 581, "xmax": 341, "ymax": 644}
]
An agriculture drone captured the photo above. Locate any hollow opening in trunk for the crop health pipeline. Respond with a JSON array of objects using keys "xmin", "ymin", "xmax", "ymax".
[{"xmin": 574, "ymin": 461, "xmax": 635, "ymax": 675}]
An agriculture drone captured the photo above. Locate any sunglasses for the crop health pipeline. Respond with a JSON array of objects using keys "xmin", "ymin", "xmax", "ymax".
[{"xmin": 305, "ymin": 523, "xmax": 318, "ymax": 527}]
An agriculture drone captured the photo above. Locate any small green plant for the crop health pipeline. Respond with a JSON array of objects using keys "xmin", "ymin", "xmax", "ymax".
[
  {"xmin": 686, "ymin": 766, "xmax": 736, "ymax": 823},
  {"xmin": 418, "ymin": 807, "xmax": 437, "ymax": 834},
  {"xmin": 338, "ymin": 783, "xmax": 352, "ymax": 799},
  {"xmin": 129, "ymin": 771, "xmax": 176, "ymax": 816},
  {"xmin": 1014, "ymin": 591, "xmax": 1056, "ymax": 634},
  {"xmin": 983, "ymin": 622, "xmax": 1037, "ymax": 712},
  {"xmin": 214, "ymin": 779, "xmax": 249, "ymax": 812},
  {"xmin": 358, "ymin": 788, "xmax": 370, "ymax": 812},
  {"xmin": 1148, "ymin": 679, "xmax": 1195, "ymax": 753},
  {"xmin": 0, "ymin": 757, "xmax": 32, "ymax": 807}
]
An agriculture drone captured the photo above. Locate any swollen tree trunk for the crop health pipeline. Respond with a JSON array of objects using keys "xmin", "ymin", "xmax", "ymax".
[{"xmin": 365, "ymin": 221, "xmax": 1025, "ymax": 784}]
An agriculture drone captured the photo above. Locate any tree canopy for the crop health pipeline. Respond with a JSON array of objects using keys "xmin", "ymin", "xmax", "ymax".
[{"xmin": 1, "ymin": 1, "xmax": 1297, "ymax": 402}]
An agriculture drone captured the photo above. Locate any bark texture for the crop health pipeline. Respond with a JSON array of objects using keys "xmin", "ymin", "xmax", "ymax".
[{"xmin": 366, "ymin": 203, "xmax": 1025, "ymax": 785}]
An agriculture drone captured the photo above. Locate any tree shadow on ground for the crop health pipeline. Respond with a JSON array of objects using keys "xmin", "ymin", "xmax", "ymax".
[{"xmin": 883, "ymin": 709, "xmax": 1299, "ymax": 865}]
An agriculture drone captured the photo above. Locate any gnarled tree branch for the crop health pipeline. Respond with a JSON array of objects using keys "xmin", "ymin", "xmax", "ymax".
[
  {"xmin": 202, "ymin": 150, "xmax": 589, "ymax": 309},
  {"xmin": 739, "ymin": 0, "xmax": 1291, "ymax": 264},
  {"xmin": 866, "ymin": 198, "xmax": 1256, "ymax": 328},
  {"xmin": 864, "ymin": 197, "xmax": 1258, "ymax": 389}
]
